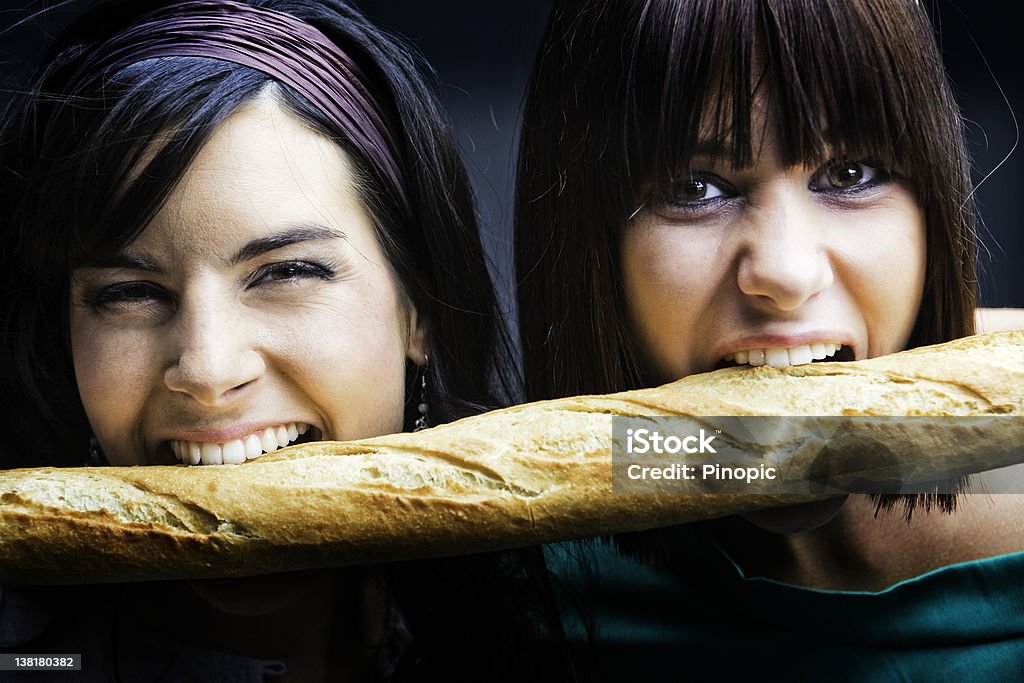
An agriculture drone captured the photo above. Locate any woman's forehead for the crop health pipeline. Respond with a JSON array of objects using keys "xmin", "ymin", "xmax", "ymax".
[{"xmin": 153, "ymin": 103, "xmax": 360, "ymax": 240}]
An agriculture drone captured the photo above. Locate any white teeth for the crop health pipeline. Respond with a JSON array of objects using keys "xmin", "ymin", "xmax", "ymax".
[
  {"xmin": 222, "ymin": 439, "xmax": 246, "ymax": 465},
  {"xmin": 170, "ymin": 422, "xmax": 313, "ymax": 466},
  {"xmin": 200, "ymin": 443, "xmax": 222, "ymax": 466},
  {"xmin": 244, "ymin": 434, "xmax": 263, "ymax": 460},
  {"xmin": 788, "ymin": 345, "xmax": 814, "ymax": 366},
  {"xmin": 723, "ymin": 343, "xmax": 844, "ymax": 369},
  {"xmin": 261, "ymin": 428, "xmax": 278, "ymax": 453}
]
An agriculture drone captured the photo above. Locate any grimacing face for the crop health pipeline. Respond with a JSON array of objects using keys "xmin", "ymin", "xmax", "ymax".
[
  {"xmin": 621, "ymin": 119, "xmax": 926, "ymax": 386},
  {"xmin": 69, "ymin": 97, "xmax": 426, "ymax": 466},
  {"xmin": 620, "ymin": 108, "xmax": 927, "ymax": 534}
]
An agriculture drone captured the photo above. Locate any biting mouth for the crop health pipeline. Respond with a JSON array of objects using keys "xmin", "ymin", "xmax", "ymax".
[
  {"xmin": 714, "ymin": 342, "xmax": 855, "ymax": 370},
  {"xmin": 168, "ymin": 422, "xmax": 322, "ymax": 466}
]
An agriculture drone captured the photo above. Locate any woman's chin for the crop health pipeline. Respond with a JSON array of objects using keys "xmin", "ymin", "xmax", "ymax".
[
  {"xmin": 741, "ymin": 495, "xmax": 849, "ymax": 534},
  {"xmin": 187, "ymin": 569, "xmax": 332, "ymax": 617}
]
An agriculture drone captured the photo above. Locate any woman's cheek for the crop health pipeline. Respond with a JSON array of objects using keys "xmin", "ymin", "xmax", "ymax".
[
  {"xmin": 70, "ymin": 326, "xmax": 154, "ymax": 463},
  {"xmin": 842, "ymin": 202, "xmax": 926, "ymax": 355},
  {"xmin": 273, "ymin": 292, "xmax": 410, "ymax": 440},
  {"xmin": 621, "ymin": 222, "xmax": 711, "ymax": 381}
]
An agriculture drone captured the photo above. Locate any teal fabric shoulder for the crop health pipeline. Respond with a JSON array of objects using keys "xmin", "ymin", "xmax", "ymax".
[{"xmin": 545, "ymin": 535, "xmax": 1024, "ymax": 681}]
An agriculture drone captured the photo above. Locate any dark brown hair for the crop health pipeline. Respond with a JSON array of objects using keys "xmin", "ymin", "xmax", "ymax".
[
  {"xmin": 0, "ymin": 0, "xmax": 513, "ymax": 468},
  {"xmin": 0, "ymin": 2, "xmax": 569, "ymax": 678},
  {"xmin": 516, "ymin": 0, "xmax": 977, "ymax": 403}
]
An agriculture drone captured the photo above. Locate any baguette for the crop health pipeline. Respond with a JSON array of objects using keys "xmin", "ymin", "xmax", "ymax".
[{"xmin": 2, "ymin": 330, "xmax": 1023, "ymax": 584}]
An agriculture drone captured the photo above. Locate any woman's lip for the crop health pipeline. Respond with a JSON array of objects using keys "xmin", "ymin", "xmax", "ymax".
[{"xmin": 712, "ymin": 332, "xmax": 857, "ymax": 361}]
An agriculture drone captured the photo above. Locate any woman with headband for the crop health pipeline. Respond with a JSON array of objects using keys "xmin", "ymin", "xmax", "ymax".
[
  {"xmin": 516, "ymin": 0, "xmax": 1024, "ymax": 679},
  {"xmin": 0, "ymin": 1, "xmax": 566, "ymax": 680}
]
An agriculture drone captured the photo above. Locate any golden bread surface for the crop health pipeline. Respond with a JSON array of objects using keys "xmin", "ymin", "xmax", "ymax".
[{"xmin": 1, "ymin": 330, "xmax": 1022, "ymax": 583}]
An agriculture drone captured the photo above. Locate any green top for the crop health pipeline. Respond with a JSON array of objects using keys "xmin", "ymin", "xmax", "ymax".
[{"xmin": 545, "ymin": 533, "xmax": 1024, "ymax": 681}]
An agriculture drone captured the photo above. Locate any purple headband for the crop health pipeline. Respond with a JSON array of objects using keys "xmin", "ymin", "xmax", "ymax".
[{"xmin": 80, "ymin": 0, "xmax": 406, "ymax": 209}]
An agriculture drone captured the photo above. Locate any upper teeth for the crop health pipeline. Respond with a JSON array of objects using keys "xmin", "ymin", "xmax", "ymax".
[
  {"xmin": 170, "ymin": 422, "xmax": 310, "ymax": 466},
  {"xmin": 723, "ymin": 343, "xmax": 843, "ymax": 368}
]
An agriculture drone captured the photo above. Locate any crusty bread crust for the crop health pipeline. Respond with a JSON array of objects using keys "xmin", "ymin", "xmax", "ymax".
[{"xmin": 2, "ymin": 330, "xmax": 1022, "ymax": 584}]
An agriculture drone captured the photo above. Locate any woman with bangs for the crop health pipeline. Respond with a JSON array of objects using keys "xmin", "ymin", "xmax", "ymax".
[{"xmin": 516, "ymin": 0, "xmax": 1024, "ymax": 679}]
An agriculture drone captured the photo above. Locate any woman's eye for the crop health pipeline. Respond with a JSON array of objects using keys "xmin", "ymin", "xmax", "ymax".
[
  {"xmin": 811, "ymin": 160, "xmax": 889, "ymax": 192},
  {"xmin": 86, "ymin": 282, "xmax": 170, "ymax": 309},
  {"xmin": 251, "ymin": 260, "xmax": 336, "ymax": 286},
  {"xmin": 662, "ymin": 174, "xmax": 733, "ymax": 207}
]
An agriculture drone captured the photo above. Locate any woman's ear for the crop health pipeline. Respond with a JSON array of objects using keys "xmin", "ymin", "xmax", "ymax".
[{"xmin": 405, "ymin": 306, "xmax": 430, "ymax": 365}]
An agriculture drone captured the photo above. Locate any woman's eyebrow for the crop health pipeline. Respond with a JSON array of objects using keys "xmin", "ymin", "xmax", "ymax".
[
  {"xmin": 230, "ymin": 225, "xmax": 347, "ymax": 265},
  {"xmin": 77, "ymin": 253, "xmax": 163, "ymax": 272}
]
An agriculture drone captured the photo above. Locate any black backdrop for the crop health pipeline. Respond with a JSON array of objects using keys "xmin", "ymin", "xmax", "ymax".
[
  {"xmin": 361, "ymin": 0, "xmax": 1024, "ymax": 313},
  {"xmin": 1, "ymin": 0, "xmax": 1021, "ymax": 325}
]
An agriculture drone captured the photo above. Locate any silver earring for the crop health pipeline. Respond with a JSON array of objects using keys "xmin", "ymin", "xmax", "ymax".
[{"xmin": 414, "ymin": 358, "xmax": 430, "ymax": 432}]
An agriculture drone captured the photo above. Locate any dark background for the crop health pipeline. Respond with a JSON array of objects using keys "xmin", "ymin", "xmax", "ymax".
[
  {"xmin": 1, "ymin": 0, "xmax": 1021, "ymax": 328},
  {"xmin": 361, "ymin": 0, "xmax": 1024, "ymax": 313}
]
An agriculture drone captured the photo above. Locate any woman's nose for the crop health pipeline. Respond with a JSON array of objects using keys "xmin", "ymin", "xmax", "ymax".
[
  {"xmin": 735, "ymin": 197, "xmax": 834, "ymax": 311},
  {"xmin": 163, "ymin": 293, "xmax": 265, "ymax": 405}
]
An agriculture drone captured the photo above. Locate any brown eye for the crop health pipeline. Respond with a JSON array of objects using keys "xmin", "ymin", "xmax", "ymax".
[
  {"xmin": 662, "ymin": 173, "xmax": 732, "ymax": 207},
  {"xmin": 811, "ymin": 160, "xmax": 889, "ymax": 192},
  {"xmin": 250, "ymin": 260, "xmax": 336, "ymax": 288},
  {"xmin": 268, "ymin": 264, "xmax": 303, "ymax": 281},
  {"xmin": 674, "ymin": 178, "xmax": 709, "ymax": 201},
  {"xmin": 827, "ymin": 162, "xmax": 863, "ymax": 188},
  {"xmin": 87, "ymin": 281, "xmax": 171, "ymax": 309}
]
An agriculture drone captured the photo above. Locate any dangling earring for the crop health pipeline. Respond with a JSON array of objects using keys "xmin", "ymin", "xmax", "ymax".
[
  {"xmin": 87, "ymin": 436, "xmax": 107, "ymax": 466},
  {"xmin": 414, "ymin": 356, "xmax": 430, "ymax": 432}
]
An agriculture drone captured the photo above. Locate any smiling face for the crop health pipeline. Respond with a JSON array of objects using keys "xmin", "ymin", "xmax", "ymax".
[
  {"xmin": 69, "ymin": 97, "xmax": 426, "ymax": 466},
  {"xmin": 621, "ymin": 115, "xmax": 926, "ymax": 386}
]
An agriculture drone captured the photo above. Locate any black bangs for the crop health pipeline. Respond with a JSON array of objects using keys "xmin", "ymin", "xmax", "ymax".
[
  {"xmin": 516, "ymin": 0, "xmax": 976, "ymax": 406},
  {"xmin": 54, "ymin": 58, "xmax": 272, "ymax": 273},
  {"xmin": 626, "ymin": 0, "xmax": 948, "ymax": 196}
]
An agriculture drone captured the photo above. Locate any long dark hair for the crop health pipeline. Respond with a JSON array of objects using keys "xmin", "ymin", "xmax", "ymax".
[
  {"xmin": 0, "ymin": 0, "xmax": 512, "ymax": 468},
  {"xmin": 0, "ymin": 1, "xmax": 569, "ymax": 679},
  {"xmin": 516, "ymin": 0, "xmax": 977, "ymax": 403}
]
